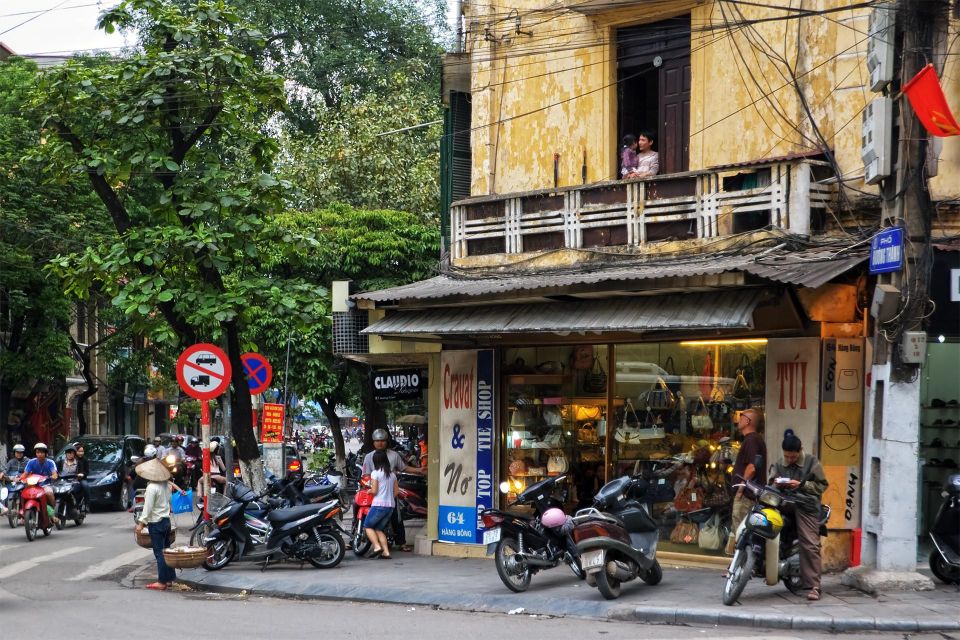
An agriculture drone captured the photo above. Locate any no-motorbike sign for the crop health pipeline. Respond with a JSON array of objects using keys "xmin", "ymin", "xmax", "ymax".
[{"xmin": 176, "ymin": 343, "xmax": 232, "ymax": 400}]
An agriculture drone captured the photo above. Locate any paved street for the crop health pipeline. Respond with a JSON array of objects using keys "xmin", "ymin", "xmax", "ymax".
[{"xmin": 0, "ymin": 506, "xmax": 955, "ymax": 639}]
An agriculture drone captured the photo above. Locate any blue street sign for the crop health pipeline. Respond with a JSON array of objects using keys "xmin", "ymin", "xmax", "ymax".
[
  {"xmin": 869, "ymin": 227, "xmax": 904, "ymax": 274},
  {"xmin": 240, "ymin": 352, "xmax": 273, "ymax": 395}
]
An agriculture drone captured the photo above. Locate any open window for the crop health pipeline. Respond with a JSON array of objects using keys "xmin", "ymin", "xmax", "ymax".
[{"xmin": 616, "ymin": 16, "xmax": 691, "ymax": 177}]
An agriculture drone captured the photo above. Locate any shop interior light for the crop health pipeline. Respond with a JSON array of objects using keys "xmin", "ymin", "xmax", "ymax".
[
  {"xmin": 679, "ymin": 338, "xmax": 769, "ymax": 346},
  {"xmin": 938, "ymin": 335, "xmax": 946, "ymax": 343},
  {"xmin": 499, "ymin": 481, "xmax": 511, "ymax": 494}
]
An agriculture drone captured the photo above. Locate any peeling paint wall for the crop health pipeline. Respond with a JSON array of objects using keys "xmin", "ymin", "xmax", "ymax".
[{"xmin": 464, "ymin": 0, "xmax": 884, "ymax": 199}]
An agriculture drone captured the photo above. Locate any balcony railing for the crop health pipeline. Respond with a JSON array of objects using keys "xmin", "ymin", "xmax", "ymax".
[{"xmin": 450, "ymin": 158, "xmax": 836, "ymax": 262}]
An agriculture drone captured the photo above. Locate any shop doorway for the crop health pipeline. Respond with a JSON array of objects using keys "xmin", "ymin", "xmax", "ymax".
[{"xmin": 616, "ymin": 16, "xmax": 691, "ymax": 176}]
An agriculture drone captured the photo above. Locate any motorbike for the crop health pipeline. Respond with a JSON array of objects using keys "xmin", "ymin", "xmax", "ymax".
[
  {"xmin": 350, "ymin": 474, "xmax": 395, "ymax": 556},
  {"xmin": 573, "ymin": 474, "xmax": 663, "ymax": 599},
  {"xmin": 201, "ymin": 482, "xmax": 346, "ymax": 571},
  {"xmin": 397, "ymin": 472, "xmax": 427, "ymax": 521},
  {"xmin": 20, "ymin": 474, "xmax": 55, "ymax": 541},
  {"xmin": 721, "ymin": 471, "xmax": 831, "ymax": 605},
  {"xmin": 928, "ymin": 473, "xmax": 960, "ymax": 585},
  {"xmin": 4, "ymin": 477, "xmax": 22, "ymax": 528},
  {"xmin": 52, "ymin": 474, "xmax": 86, "ymax": 528},
  {"xmin": 480, "ymin": 475, "xmax": 584, "ymax": 593}
]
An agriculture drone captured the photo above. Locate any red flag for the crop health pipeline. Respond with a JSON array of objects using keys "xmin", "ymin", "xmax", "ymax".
[{"xmin": 902, "ymin": 64, "xmax": 960, "ymax": 137}]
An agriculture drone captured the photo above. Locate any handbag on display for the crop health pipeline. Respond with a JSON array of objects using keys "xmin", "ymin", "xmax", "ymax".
[
  {"xmin": 639, "ymin": 376, "xmax": 677, "ymax": 412},
  {"xmin": 508, "ymin": 459, "xmax": 529, "ymax": 475},
  {"xmin": 701, "ymin": 472, "xmax": 731, "ymax": 508},
  {"xmin": 674, "ymin": 485, "xmax": 704, "ymax": 511},
  {"xmin": 583, "ymin": 357, "xmax": 608, "ymax": 394},
  {"xmin": 707, "ymin": 387, "xmax": 732, "ymax": 421},
  {"xmin": 731, "ymin": 368, "xmax": 752, "ymax": 411},
  {"xmin": 661, "ymin": 356, "xmax": 682, "ymax": 395},
  {"xmin": 572, "ymin": 345, "xmax": 594, "ymax": 370},
  {"xmin": 547, "ymin": 451, "xmax": 569, "ymax": 474},
  {"xmin": 614, "ymin": 400, "xmax": 665, "ymax": 442},
  {"xmin": 670, "ymin": 520, "xmax": 700, "ymax": 545},
  {"xmin": 647, "ymin": 477, "xmax": 677, "ymax": 503},
  {"xmin": 689, "ymin": 394, "xmax": 713, "ymax": 432},
  {"xmin": 698, "ymin": 512, "xmax": 729, "ymax": 551},
  {"xmin": 578, "ymin": 424, "xmax": 598, "ymax": 443}
]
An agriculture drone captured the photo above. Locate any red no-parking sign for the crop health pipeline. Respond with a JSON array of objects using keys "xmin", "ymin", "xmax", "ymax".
[
  {"xmin": 241, "ymin": 352, "xmax": 273, "ymax": 395},
  {"xmin": 176, "ymin": 343, "xmax": 232, "ymax": 400}
]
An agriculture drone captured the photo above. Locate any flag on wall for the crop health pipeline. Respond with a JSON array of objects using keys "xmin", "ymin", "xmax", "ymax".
[{"xmin": 902, "ymin": 64, "xmax": 960, "ymax": 137}]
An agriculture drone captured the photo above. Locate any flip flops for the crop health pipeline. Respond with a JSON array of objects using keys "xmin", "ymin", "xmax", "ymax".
[
  {"xmin": 145, "ymin": 582, "xmax": 168, "ymax": 591},
  {"xmin": 807, "ymin": 588, "xmax": 821, "ymax": 601},
  {"xmin": 368, "ymin": 548, "xmax": 383, "ymax": 559},
  {"xmin": 381, "ymin": 553, "xmax": 393, "ymax": 560}
]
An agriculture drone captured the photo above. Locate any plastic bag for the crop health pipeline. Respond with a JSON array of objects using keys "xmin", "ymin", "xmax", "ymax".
[{"xmin": 171, "ymin": 489, "xmax": 193, "ymax": 514}]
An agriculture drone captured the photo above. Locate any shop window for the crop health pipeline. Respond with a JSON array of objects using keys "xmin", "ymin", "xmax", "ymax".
[{"xmin": 611, "ymin": 341, "xmax": 766, "ymax": 557}]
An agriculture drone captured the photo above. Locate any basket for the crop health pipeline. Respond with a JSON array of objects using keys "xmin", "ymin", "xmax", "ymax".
[
  {"xmin": 135, "ymin": 527, "xmax": 176, "ymax": 549},
  {"xmin": 206, "ymin": 491, "xmax": 232, "ymax": 514},
  {"xmin": 162, "ymin": 546, "xmax": 207, "ymax": 569}
]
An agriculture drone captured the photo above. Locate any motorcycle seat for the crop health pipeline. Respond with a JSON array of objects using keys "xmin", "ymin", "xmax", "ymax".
[
  {"xmin": 302, "ymin": 484, "xmax": 339, "ymax": 501},
  {"xmin": 266, "ymin": 501, "xmax": 335, "ymax": 524}
]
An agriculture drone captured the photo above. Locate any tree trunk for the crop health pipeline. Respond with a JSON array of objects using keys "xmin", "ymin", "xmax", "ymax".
[
  {"xmin": 0, "ymin": 385, "xmax": 12, "ymax": 462},
  {"xmin": 318, "ymin": 398, "xmax": 344, "ymax": 472},
  {"xmin": 224, "ymin": 321, "xmax": 262, "ymax": 488},
  {"xmin": 70, "ymin": 338, "xmax": 98, "ymax": 437}
]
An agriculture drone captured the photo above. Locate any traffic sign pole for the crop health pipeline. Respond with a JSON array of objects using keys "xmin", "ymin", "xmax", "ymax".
[{"xmin": 201, "ymin": 400, "xmax": 211, "ymax": 519}]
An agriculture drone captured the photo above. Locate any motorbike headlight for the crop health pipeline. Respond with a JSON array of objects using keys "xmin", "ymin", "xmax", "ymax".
[
  {"xmin": 96, "ymin": 472, "xmax": 118, "ymax": 486},
  {"xmin": 165, "ymin": 455, "xmax": 176, "ymax": 466},
  {"xmin": 0, "ymin": 487, "xmax": 7, "ymax": 501}
]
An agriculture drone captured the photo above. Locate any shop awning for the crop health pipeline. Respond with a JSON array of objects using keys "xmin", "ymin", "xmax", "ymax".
[{"xmin": 362, "ymin": 290, "xmax": 765, "ymax": 337}]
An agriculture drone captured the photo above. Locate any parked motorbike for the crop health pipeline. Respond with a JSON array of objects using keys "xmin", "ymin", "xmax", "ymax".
[
  {"xmin": 721, "ymin": 470, "xmax": 830, "ymax": 605},
  {"xmin": 20, "ymin": 474, "xmax": 55, "ymax": 541},
  {"xmin": 480, "ymin": 475, "xmax": 584, "ymax": 593},
  {"xmin": 573, "ymin": 474, "xmax": 663, "ymax": 599},
  {"xmin": 52, "ymin": 475, "xmax": 86, "ymax": 528},
  {"xmin": 350, "ymin": 474, "xmax": 394, "ymax": 556},
  {"xmin": 397, "ymin": 472, "xmax": 427, "ymax": 521},
  {"xmin": 202, "ymin": 482, "xmax": 346, "ymax": 571},
  {"xmin": 928, "ymin": 473, "xmax": 960, "ymax": 584}
]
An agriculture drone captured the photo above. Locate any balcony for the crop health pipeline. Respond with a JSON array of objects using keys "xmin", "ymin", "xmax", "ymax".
[{"xmin": 450, "ymin": 157, "xmax": 836, "ymax": 263}]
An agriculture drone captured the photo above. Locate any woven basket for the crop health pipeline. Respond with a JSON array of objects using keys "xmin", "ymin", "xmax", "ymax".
[
  {"xmin": 135, "ymin": 527, "xmax": 176, "ymax": 549},
  {"xmin": 162, "ymin": 546, "xmax": 207, "ymax": 569}
]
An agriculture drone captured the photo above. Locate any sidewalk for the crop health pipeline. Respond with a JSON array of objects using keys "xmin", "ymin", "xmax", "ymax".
[{"xmin": 177, "ymin": 540, "xmax": 960, "ymax": 632}]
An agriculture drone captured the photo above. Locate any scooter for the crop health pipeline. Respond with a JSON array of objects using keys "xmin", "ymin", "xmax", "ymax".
[
  {"xmin": 397, "ymin": 472, "xmax": 427, "ymax": 520},
  {"xmin": 202, "ymin": 482, "xmax": 346, "ymax": 571},
  {"xmin": 20, "ymin": 474, "xmax": 55, "ymax": 541},
  {"xmin": 52, "ymin": 474, "xmax": 86, "ymax": 528},
  {"xmin": 928, "ymin": 473, "xmax": 960, "ymax": 585},
  {"xmin": 4, "ymin": 478, "xmax": 22, "ymax": 528},
  {"xmin": 573, "ymin": 474, "xmax": 663, "ymax": 599},
  {"xmin": 480, "ymin": 475, "xmax": 585, "ymax": 593},
  {"xmin": 350, "ymin": 474, "xmax": 396, "ymax": 556}
]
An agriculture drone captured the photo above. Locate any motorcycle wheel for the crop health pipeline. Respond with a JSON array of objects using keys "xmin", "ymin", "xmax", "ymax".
[
  {"xmin": 190, "ymin": 521, "xmax": 215, "ymax": 547},
  {"xmin": 494, "ymin": 536, "xmax": 532, "ymax": 593},
  {"xmin": 55, "ymin": 505, "xmax": 65, "ymax": 530},
  {"xmin": 7, "ymin": 497, "xmax": 18, "ymax": 528},
  {"xmin": 352, "ymin": 518, "xmax": 371, "ymax": 557},
  {"xmin": 566, "ymin": 553, "xmax": 585, "ymax": 580},
  {"xmin": 595, "ymin": 566, "xmax": 622, "ymax": 600},
  {"xmin": 929, "ymin": 550, "xmax": 960, "ymax": 585},
  {"xmin": 641, "ymin": 560, "xmax": 663, "ymax": 586},
  {"xmin": 203, "ymin": 538, "xmax": 235, "ymax": 571},
  {"xmin": 24, "ymin": 508, "xmax": 37, "ymax": 541},
  {"xmin": 306, "ymin": 530, "xmax": 345, "ymax": 569},
  {"xmin": 722, "ymin": 546, "xmax": 755, "ymax": 606},
  {"xmin": 782, "ymin": 573, "xmax": 804, "ymax": 594}
]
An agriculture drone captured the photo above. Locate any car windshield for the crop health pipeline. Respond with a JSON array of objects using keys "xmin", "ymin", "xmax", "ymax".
[{"xmin": 75, "ymin": 439, "xmax": 123, "ymax": 473}]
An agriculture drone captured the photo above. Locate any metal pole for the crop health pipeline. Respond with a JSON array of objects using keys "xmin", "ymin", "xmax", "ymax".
[{"xmin": 200, "ymin": 400, "xmax": 210, "ymax": 519}]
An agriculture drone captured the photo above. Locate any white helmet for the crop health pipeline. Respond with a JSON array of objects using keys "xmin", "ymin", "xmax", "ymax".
[
  {"xmin": 209, "ymin": 440, "xmax": 219, "ymax": 453},
  {"xmin": 33, "ymin": 442, "xmax": 48, "ymax": 452},
  {"xmin": 143, "ymin": 444, "xmax": 158, "ymax": 459},
  {"xmin": 12, "ymin": 444, "xmax": 25, "ymax": 453}
]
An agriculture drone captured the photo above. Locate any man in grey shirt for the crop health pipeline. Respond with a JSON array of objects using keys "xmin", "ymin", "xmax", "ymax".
[{"xmin": 361, "ymin": 429, "xmax": 424, "ymax": 550}]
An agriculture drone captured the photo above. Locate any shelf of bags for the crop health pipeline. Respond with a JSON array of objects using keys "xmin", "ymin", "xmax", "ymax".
[
  {"xmin": 506, "ymin": 374, "xmax": 570, "ymax": 385},
  {"xmin": 570, "ymin": 397, "xmax": 625, "ymax": 406}
]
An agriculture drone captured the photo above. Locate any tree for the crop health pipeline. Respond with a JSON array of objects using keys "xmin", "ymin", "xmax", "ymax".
[
  {"xmin": 36, "ymin": 0, "xmax": 325, "ymax": 489},
  {"xmin": 250, "ymin": 204, "xmax": 440, "ymax": 469},
  {"xmin": 0, "ymin": 58, "xmax": 111, "ymax": 452}
]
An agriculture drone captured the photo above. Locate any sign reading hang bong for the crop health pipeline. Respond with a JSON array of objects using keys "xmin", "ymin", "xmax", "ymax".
[{"xmin": 371, "ymin": 368, "xmax": 427, "ymax": 402}]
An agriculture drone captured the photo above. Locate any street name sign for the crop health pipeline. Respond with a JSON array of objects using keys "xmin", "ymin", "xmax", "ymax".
[{"xmin": 869, "ymin": 227, "xmax": 904, "ymax": 274}]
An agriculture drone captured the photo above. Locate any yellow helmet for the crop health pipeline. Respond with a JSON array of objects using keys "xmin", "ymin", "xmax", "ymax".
[{"xmin": 746, "ymin": 507, "xmax": 784, "ymax": 538}]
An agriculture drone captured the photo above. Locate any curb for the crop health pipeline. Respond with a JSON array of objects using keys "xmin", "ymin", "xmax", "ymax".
[{"xmin": 178, "ymin": 572, "xmax": 960, "ymax": 632}]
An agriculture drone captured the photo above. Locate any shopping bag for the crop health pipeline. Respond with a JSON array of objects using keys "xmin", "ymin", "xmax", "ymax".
[{"xmin": 171, "ymin": 489, "xmax": 193, "ymax": 514}]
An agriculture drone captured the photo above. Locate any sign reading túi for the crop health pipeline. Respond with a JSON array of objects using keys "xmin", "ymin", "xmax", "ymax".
[
  {"xmin": 371, "ymin": 368, "xmax": 426, "ymax": 402},
  {"xmin": 869, "ymin": 227, "xmax": 904, "ymax": 274},
  {"xmin": 261, "ymin": 402, "xmax": 285, "ymax": 443},
  {"xmin": 438, "ymin": 350, "xmax": 495, "ymax": 544}
]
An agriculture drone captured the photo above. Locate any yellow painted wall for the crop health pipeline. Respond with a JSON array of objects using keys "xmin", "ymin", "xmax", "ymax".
[
  {"xmin": 465, "ymin": 0, "xmax": 884, "ymax": 198},
  {"xmin": 928, "ymin": 19, "xmax": 960, "ymax": 203}
]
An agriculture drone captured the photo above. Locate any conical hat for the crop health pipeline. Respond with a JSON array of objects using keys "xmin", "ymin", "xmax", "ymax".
[{"xmin": 135, "ymin": 457, "xmax": 171, "ymax": 482}]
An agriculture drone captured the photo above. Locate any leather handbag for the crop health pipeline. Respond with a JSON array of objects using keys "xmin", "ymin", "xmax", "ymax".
[
  {"xmin": 690, "ymin": 395, "xmax": 713, "ymax": 432},
  {"xmin": 698, "ymin": 512, "xmax": 728, "ymax": 551},
  {"xmin": 615, "ymin": 400, "xmax": 665, "ymax": 442},
  {"xmin": 639, "ymin": 376, "xmax": 677, "ymax": 412},
  {"xmin": 670, "ymin": 520, "xmax": 699, "ymax": 545},
  {"xmin": 707, "ymin": 387, "xmax": 731, "ymax": 421},
  {"xmin": 583, "ymin": 357, "xmax": 607, "ymax": 394},
  {"xmin": 547, "ymin": 451, "xmax": 568, "ymax": 474},
  {"xmin": 674, "ymin": 485, "xmax": 704, "ymax": 512},
  {"xmin": 731, "ymin": 368, "xmax": 752, "ymax": 411}
]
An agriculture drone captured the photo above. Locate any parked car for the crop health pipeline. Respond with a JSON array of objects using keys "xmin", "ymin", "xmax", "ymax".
[{"xmin": 56, "ymin": 435, "xmax": 145, "ymax": 510}]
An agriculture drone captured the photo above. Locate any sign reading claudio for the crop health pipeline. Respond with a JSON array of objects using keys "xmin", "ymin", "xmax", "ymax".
[{"xmin": 438, "ymin": 350, "xmax": 495, "ymax": 544}]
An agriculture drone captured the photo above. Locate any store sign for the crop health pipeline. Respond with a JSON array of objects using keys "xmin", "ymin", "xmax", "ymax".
[
  {"xmin": 869, "ymin": 227, "xmax": 904, "ymax": 274},
  {"xmin": 438, "ymin": 350, "xmax": 495, "ymax": 544},
  {"xmin": 823, "ymin": 466, "xmax": 862, "ymax": 529},
  {"xmin": 371, "ymin": 368, "xmax": 426, "ymax": 402},
  {"xmin": 764, "ymin": 338, "xmax": 821, "ymax": 458},
  {"xmin": 261, "ymin": 403, "xmax": 285, "ymax": 443}
]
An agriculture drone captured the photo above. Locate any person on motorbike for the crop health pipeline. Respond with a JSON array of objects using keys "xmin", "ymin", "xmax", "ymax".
[
  {"xmin": 74, "ymin": 443, "xmax": 91, "ymax": 512},
  {"xmin": 4, "ymin": 443, "xmax": 29, "ymax": 480},
  {"xmin": 197, "ymin": 440, "xmax": 226, "ymax": 494},
  {"xmin": 21, "ymin": 443, "xmax": 58, "ymax": 522},
  {"xmin": 361, "ymin": 428, "xmax": 425, "ymax": 552},
  {"xmin": 770, "ymin": 428, "xmax": 829, "ymax": 601},
  {"xmin": 57, "ymin": 444, "xmax": 85, "ymax": 510}
]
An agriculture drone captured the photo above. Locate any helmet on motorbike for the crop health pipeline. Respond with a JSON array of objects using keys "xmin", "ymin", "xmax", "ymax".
[
  {"xmin": 541, "ymin": 507, "xmax": 568, "ymax": 529},
  {"xmin": 12, "ymin": 444, "xmax": 25, "ymax": 453},
  {"xmin": 187, "ymin": 436, "xmax": 199, "ymax": 445},
  {"xmin": 746, "ymin": 507, "xmax": 784, "ymax": 539},
  {"xmin": 33, "ymin": 442, "xmax": 48, "ymax": 452},
  {"xmin": 143, "ymin": 444, "xmax": 158, "ymax": 459},
  {"xmin": 372, "ymin": 429, "xmax": 389, "ymax": 442}
]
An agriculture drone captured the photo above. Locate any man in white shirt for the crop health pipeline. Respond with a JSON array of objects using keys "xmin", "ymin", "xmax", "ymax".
[{"xmin": 361, "ymin": 429, "xmax": 424, "ymax": 550}]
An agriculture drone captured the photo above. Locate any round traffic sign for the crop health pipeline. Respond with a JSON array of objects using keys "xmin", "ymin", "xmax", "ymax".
[
  {"xmin": 241, "ymin": 352, "xmax": 273, "ymax": 395},
  {"xmin": 176, "ymin": 343, "xmax": 232, "ymax": 400}
]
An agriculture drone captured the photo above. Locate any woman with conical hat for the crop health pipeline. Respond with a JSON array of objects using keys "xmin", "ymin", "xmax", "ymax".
[{"xmin": 134, "ymin": 458, "xmax": 180, "ymax": 590}]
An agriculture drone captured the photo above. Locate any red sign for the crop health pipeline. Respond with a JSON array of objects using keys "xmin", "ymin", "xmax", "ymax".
[
  {"xmin": 176, "ymin": 343, "xmax": 232, "ymax": 400},
  {"xmin": 169, "ymin": 405, "xmax": 179, "ymax": 420},
  {"xmin": 241, "ymin": 352, "xmax": 273, "ymax": 395},
  {"xmin": 903, "ymin": 64, "xmax": 960, "ymax": 137},
  {"xmin": 262, "ymin": 403, "xmax": 285, "ymax": 443}
]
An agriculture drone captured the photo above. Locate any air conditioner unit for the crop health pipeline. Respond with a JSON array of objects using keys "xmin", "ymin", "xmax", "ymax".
[
  {"xmin": 866, "ymin": 4, "xmax": 895, "ymax": 92},
  {"xmin": 862, "ymin": 97, "xmax": 893, "ymax": 185}
]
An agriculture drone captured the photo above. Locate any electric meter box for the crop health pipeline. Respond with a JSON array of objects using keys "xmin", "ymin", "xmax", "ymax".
[
  {"xmin": 866, "ymin": 5, "xmax": 895, "ymax": 91},
  {"xmin": 862, "ymin": 97, "xmax": 893, "ymax": 185},
  {"xmin": 899, "ymin": 331, "xmax": 927, "ymax": 364}
]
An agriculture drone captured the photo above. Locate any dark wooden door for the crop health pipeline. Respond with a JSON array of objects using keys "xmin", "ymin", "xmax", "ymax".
[{"xmin": 658, "ymin": 55, "xmax": 690, "ymax": 174}]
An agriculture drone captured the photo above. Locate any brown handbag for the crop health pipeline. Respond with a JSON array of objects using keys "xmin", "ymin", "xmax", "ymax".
[
  {"xmin": 670, "ymin": 520, "xmax": 699, "ymax": 545},
  {"xmin": 674, "ymin": 485, "xmax": 704, "ymax": 512}
]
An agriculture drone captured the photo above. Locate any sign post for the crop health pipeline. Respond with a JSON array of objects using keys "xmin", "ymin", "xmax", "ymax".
[{"xmin": 176, "ymin": 343, "xmax": 232, "ymax": 518}]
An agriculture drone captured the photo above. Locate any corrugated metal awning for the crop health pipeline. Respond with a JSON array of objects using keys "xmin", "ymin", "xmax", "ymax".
[{"xmin": 362, "ymin": 290, "xmax": 764, "ymax": 337}]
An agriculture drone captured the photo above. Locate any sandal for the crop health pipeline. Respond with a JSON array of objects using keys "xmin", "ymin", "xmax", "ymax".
[
  {"xmin": 381, "ymin": 553, "xmax": 393, "ymax": 559},
  {"xmin": 807, "ymin": 588, "xmax": 821, "ymax": 601},
  {"xmin": 145, "ymin": 582, "xmax": 168, "ymax": 591},
  {"xmin": 398, "ymin": 544, "xmax": 413, "ymax": 552},
  {"xmin": 369, "ymin": 548, "xmax": 383, "ymax": 559}
]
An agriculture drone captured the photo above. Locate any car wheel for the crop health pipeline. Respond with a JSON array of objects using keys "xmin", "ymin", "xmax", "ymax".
[{"xmin": 117, "ymin": 482, "xmax": 130, "ymax": 512}]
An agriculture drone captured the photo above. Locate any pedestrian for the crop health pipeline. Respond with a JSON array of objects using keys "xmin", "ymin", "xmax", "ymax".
[
  {"xmin": 361, "ymin": 428, "xmax": 425, "ymax": 552},
  {"xmin": 363, "ymin": 449, "xmax": 399, "ymax": 559},
  {"xmin": 134, "ymin": 457, "xmax": 182, "ymax": 591},
  {"xmin": 726, "ymin": 407, "xmax": 766, "ymax": 555},
  {"xmin": 770, "ymin": 428, "xmax": 828, "ymax": 601}
]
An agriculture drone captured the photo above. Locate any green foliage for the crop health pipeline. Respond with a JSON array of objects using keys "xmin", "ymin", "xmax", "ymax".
[{"xmin": 307, "ymin": 447, "xmax": 333, "ymax": 472}]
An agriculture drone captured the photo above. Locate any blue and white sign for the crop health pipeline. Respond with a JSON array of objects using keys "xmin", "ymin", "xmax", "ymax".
[
  {"xmin": 438, "ymin": 349, "xmax": 495, "ymax": 544},
  {"xmin": 869, "ymin": 227, "xmax": 904, "ymax": 274}
]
